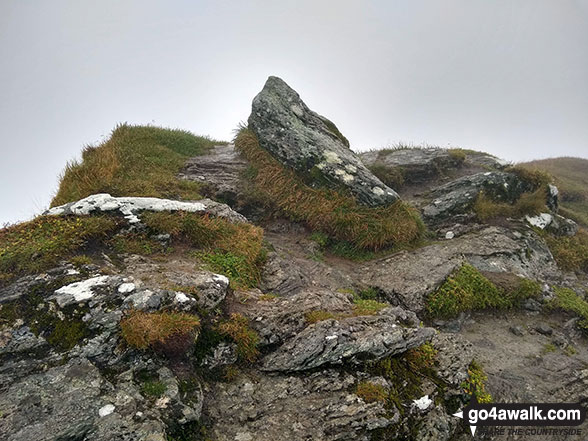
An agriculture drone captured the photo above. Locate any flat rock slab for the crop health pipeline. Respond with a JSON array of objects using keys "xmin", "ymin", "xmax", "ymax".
[
  {"xmin": 261, "ymin": 315, "xmax": 435, "ymax": 372},
  {"xmin": 204, "ymin": 370, "xmax": 393, "ymax": 441},
  {"xmin": 45, "ymin": 193, "xmax": 247, "ymax": 224},
  {"xmin": 248, "ymin": 76, "xmax": 399, "ymax": 206}
]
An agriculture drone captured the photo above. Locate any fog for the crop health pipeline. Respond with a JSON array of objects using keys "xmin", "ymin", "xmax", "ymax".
[{"xmin": 1, "ymin": 0, "xmax": 587, "ymax": 224}]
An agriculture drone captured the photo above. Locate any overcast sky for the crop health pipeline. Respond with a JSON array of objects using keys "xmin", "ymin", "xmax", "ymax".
[{"xmin": 1, "ymin": 0, "xmax": 587, "ymax": 225}]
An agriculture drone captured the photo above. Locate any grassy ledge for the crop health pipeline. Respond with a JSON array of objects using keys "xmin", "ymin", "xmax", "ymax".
[
  {"xmin": 0, "ymin": 215, "xmax": 120, "ymax": 286},
  {"xmin": 234, "ymin": 128, "xmax": 425, "ymax": 251},
  {"xmin": 52, "ymin": 124, "xmax": 223, "ymax": 207},
  {"xmin": 142, "ymin": 211, "xmax": 265, "ymax": 288}
]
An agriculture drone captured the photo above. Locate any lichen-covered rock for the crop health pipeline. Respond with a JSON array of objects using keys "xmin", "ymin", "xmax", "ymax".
[
  {"xmin": 526, "ymin": 212, "xmax": 578, "ymax": 237},
  {"xmin": 261, "ymin": 315, "xmax": 435, "ymax": 372},
  {"xmin": 45, "ymin": 193, "xmax": 247, "ymax": 224},
  {"xmin": 422, "ymin": 171, "xmax": 534, "ymax": 223},
  {"xmin": 248, "ymin": 76, "xmax": 399, "ymax": 206},
  {"xmin": 204, "ymin": 370, "xmax": 394, "ymax": 441}
]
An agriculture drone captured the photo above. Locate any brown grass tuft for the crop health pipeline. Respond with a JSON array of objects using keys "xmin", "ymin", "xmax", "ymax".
[
  {"xmin": 52, "ymin": 124, "xmax": 222, "ymax": 207},
  {"xmin": 120, "ymin": 310, "xmax": 200, "ymax": 351},
  {"xmin": 234, "ymin": 128, "xmax": 425, "ymax": 250}
]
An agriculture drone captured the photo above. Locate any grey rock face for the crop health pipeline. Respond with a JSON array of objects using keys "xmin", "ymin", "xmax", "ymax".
[
  {"xmin": 358, "ymin": 226, "xmax": 558, "ymax": 313},
  {"xmin": 431, "ymin": 333, "xmax": 474, "ymax": 387},
  {"xmin": 0, "ymin": 358, "xmax": 167, "ymax": 441},
  {"xmin": 205, "ymin": 370, "xmax": 394, "ymax": 441},
  {"xmin": 422, "ymin": 171, "xmax": 534, "ymax": 223},
  {"xmin": 262, "ymin": 315, "xmax": 435, "ymax": 372},
  {"xmin": 248, "ymin": 76, "xmax": 399, "ymax": 206},
  {"xmin": 260, "ymin": 251, "xmax": 308, "ymax": 296}
]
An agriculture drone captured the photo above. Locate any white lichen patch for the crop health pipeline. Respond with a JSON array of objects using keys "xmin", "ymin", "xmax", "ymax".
[
  {"xmin": 323, "ymin": 151, "xmax": 342, "ymax": 164},
  {"xmin": 548, "ymin": 184, "xmax": 559, "ymax": 197},
  {"xmin": 46, "ymin": 193, "xmax": 209, "ymax": 224},
  {"xmin": 412, "ymin": 395, "xmax": 432, "ymax": 410},
  {"xmin": 372, "ymin": 187, "xmax": 385, "ymax": 196},
  {"xmin": 345, "ymin": 164, "xmax": 357, "ymax": 173},
  {"xmin": 98, "ymin": 404, "xmax": 115, "ymax": 417},
  {"xmin": 53, "ymin": 276, "xmax": 110, "ymax": 307},
  {"xmin": 174, "ymin": 292, "xmax": 192, "ymax": 303},
  {"xmin": 334, "ymin": 169, "xmax": 354, "ymax": 183},
  {"xmin": 525, "ymin": 213, "xmax": 553, "ymax": 230},
  {"xmin": 117, "ymin": 282, "xmax": 136, "ymax": 294}
]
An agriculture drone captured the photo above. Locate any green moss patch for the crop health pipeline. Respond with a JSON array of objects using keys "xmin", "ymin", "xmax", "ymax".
[{"xmin": 426, "ymin": 264, "xmax": 541, "ymax": 318}]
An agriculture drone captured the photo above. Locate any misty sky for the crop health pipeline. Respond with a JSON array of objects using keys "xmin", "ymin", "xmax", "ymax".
[{"xmin": 1, "ymin": 0, "xmax": 587, "ymax": 225}]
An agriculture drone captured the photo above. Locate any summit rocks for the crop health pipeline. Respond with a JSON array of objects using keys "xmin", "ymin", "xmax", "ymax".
[{"xmin": 248, "ymin": 76, "xmax": 400, "ymax": 207}]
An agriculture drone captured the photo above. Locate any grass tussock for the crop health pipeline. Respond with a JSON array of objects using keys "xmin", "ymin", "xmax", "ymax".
[
  {"xmin": 542, "ymin": 228, "xmax": 588, "ymax": 273},
  {"xmin": 0, "ymin": 216, "xmax": 119, "ymax": 286},
  {"xmin": 235, "ymin": 128, "xmax": 425, "ymax": 250},
  {"xmin": 426, "ymin": 264, "xmax": 541, "ymax": 318},
  {"xmin": 217, "ymin": 313, "xmax": 260, "ymax": 363},
  {"xmin": 142, "ymin": 211, "xmax": 265, "ymax": 288},
  {"xmin": 473, "ymin": 187, "xmax": 548, "ymax": 221},
  {"xmin": 52, "ymin": 124, "xmax": 222, "ymax": 207},
  {"xmin": 120, "ymin": 310, "xmax": 200, "ymax": 350},
  {"xmin": 550, "ymin": 286, "xmax": 588, "ymax": 332}
]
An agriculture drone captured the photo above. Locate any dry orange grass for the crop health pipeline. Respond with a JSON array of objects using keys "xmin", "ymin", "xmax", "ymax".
[
  {"xmin": 234, "ymin": 128, "xmax": 425, "ymax": 250},
  {"xmin": 120, "ymin": 310, "xmax": 200, "ymax": 350},
  {"xmin": 52, "ymin": 124, "xmax": 220, "ymax": 207}
]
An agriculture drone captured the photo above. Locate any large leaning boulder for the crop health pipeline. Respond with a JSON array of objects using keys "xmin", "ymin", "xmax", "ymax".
[{"xmin": 248, "ymin": 76, "xmax": 399, "ymax": 206}]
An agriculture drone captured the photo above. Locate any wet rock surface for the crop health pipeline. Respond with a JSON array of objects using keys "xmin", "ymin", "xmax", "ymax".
[{"xmin": 248, "ymin": 76, "xmax": 399, "ymax": 206}]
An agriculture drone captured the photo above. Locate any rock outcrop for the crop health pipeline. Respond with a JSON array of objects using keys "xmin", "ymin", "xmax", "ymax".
[
  {"xmin": 422, "ymin": 171, "xmax": 534, "ymax": 223},
  {"xmin": 262, "ymin": 315, "xmax": 435, "ymax": 372},
  {"xmin": 248, "ymin": 76, "xmax": 399, "ymax": 206},
  {"xmin": 357, "ymin": 226, "xmax": 558, "ymax": 313}
]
